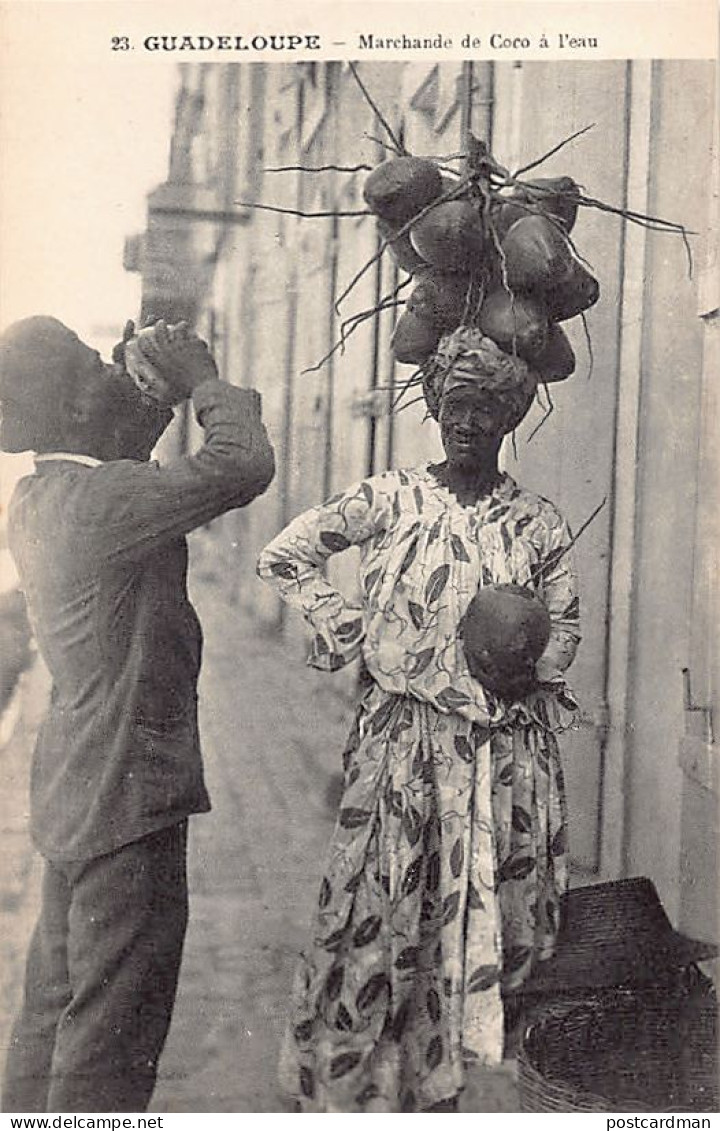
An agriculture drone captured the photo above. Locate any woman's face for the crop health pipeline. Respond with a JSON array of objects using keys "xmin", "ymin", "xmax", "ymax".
[{"xmin": 438, "ymin": 383, "xmax": 507, "ymax": 467}]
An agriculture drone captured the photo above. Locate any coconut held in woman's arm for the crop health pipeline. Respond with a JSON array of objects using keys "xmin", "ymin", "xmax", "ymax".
[{"xmin": 459, "ymin": 584, "xmax": 552, "ymax": 701}]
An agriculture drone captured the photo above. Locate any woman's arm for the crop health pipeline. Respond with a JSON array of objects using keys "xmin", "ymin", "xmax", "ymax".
[
  {"xmin": 257, "ymin": 477, "xmax": 391, "ymax": 671},
  {"xmin": 535, "ymin": 511, "xmax": 581, "ymax": 683}
]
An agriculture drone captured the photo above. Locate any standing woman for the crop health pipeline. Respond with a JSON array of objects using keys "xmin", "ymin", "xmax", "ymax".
[{"xmin": 257, "ymin": 329, "xmax": 581, "ymax": 1113}]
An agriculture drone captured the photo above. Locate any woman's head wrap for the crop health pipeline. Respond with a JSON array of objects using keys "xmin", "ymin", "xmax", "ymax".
[{"xmin": 422, "ymin": 327, "xmax": 538, "ymax": 434}]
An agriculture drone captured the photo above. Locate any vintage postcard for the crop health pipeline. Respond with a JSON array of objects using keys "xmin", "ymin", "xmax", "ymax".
[{"xmin": 0, "ymin": 0, "xmax": 717, "ymax": 1118}]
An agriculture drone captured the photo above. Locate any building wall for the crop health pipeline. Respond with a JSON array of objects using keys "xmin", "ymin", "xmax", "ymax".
[
  {"xmin": 135, "ymin": 59, "xmax": 718, "ymax": 936},
  {"xmin": 622, "ymin": 61, "xmax": 717, "ymax": 930}
]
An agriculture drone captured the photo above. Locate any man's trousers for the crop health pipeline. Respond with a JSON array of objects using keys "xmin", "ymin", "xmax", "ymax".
[{"xmin": 2, "ymin": 822, "xmax": 188, "ymax": 1112}]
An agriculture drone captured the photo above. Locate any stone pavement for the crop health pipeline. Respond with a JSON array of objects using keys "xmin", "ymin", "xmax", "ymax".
[{"xmin": 0, "ymin": 538, "xmax": 519, "ymax": 1113}]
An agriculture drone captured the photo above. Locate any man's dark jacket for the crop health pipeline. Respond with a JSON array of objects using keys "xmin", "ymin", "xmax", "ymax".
[{"xmin": 8, "ymin": 378, "xmax": 273, "ymax": 861}]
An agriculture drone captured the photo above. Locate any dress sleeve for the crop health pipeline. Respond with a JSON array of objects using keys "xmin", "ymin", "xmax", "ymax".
[
  {"xmin": 257, "ymin": 477, "xmax": 391, "ymax": 672},
  {"xmin": 534, "ymin": 510, "xmax": 581, "ymax": 684}
]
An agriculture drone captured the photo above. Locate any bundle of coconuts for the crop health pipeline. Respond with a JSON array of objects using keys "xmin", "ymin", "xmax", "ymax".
[{"xmin": 362, "ymin": 138, "xmax": 600, "ymax": 386}]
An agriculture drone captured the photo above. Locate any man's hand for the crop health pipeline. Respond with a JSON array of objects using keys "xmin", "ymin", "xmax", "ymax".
[
  {"xmin": 111, "ymin": 320, "xmax": 136, "ymax": 369},
  {"xmin": 136, "ymin": 320, "xmax": 218, "ymax": 403}
]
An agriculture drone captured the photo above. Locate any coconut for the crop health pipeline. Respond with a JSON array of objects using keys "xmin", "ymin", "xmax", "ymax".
[
  {"xmin": 409, "ymin": 200, "xmax": 486, "ymax": 273},
  {"xmin": 546, "ymin": 260, "xmax": 600, "ymax": 322},
  {"xmin": 533, "ymin": 323, "xmax": 576, "ymax": 383},
  {"xmin": 363, "ymin": 157, "xmax": 444, "ymax": 225},
  {"xmin": 501, "ymin": 214, "xmax": 576, "ymax": 292},
  {"xmin": 440, "ymin": 173, "xmax": 466, "ymax": 201},
  {"xmin": 512, "ymin": 176, "xmax": 580, "ymax": 233},
  {"xmin": 491, "ymin": 176, "xmax": 580, "ymax": 243},
  {"xmin": 407, "ymin": 268, "xmax": 470, "ymax": 331},
  {"xmin": 391, "ymin": 309, "xmax": 442, "ymax": 365},
  {"xmin": 478, "ymin": 289, "xmax": 549, "ymax": 363},
  {"xmin": 377, "ymin": 218, "xmax": 428, "ymax": 274},
  {"xmin": 490, "ymin": 199, "xmax": 524, "ymax": 242},
  {"xmin": 460, "ymin": 583, "xmax": 552, "ymax": 689}
]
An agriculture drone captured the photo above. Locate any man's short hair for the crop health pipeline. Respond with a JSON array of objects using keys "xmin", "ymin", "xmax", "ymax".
[{"xmin": 0, "ymin": 316, "xmax": 84, "ymax": 451}]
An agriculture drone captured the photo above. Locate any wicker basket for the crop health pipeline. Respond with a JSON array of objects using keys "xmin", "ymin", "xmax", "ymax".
[{"xmin": 518, "ymin": 977, "xmax": 719, "ymax": 1112}]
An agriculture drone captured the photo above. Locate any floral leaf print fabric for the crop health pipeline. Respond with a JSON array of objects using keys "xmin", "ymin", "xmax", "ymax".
[
  {"xmin": 274, "ymin": 690, "xmax": 503, "ymax": 1112},
  {"xmin": 257, "ymin": 467, "xmax": 580, "ymax": 1112}
]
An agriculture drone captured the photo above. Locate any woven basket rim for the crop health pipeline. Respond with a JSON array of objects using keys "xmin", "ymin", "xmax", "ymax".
[
  {"xmin": 518, "ymin": 1045, "xmax": 718, "ymax": 1114},
  {"xmin": 519, "ymin": 986, "xmax": 718, "ymax": 1114}
]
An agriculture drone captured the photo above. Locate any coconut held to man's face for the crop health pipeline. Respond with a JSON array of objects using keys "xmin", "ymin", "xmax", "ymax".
[{"xmin": 460, "ymin": 583, "xmax": 551, "ymax": 691}]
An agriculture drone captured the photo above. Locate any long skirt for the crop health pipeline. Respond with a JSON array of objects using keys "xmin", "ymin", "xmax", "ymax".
[{"xmin": 279, "ymin": 682, "xmax": 567, "ymax": 1112}]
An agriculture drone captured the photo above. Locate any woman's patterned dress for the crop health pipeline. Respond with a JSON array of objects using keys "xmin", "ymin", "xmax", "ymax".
[{"xmin": 257, "ymin": 466, "xmax": 581, "ymax": 1112}]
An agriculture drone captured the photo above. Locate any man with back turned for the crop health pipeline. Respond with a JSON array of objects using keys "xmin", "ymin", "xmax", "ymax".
[{"xmin": 0, "ymin": 317, "xmax": 275, "ymax": 1112}]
